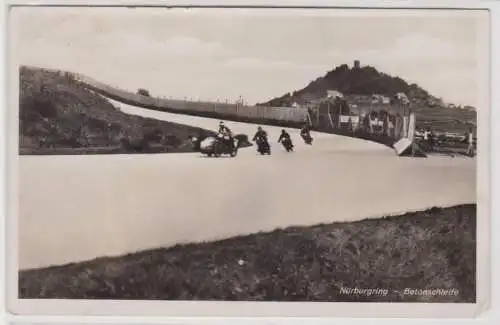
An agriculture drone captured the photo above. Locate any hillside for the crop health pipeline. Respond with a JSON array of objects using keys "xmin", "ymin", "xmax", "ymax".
[
  {"xmin": 258, "ymin": 63, "xmax": 477, "ymax": 133},
  {"xmin": 258, "ymin": 64, "xmax": 423, "ymax": 106},
  {"xmin": 19, "ymin": 66, "xmax": 216, "ymax": 154}
]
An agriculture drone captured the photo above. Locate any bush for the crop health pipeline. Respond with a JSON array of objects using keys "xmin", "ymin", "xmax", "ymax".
[
  {"xmin": 123, "ymin": 136, "xmax": 150, "ymax": 153},
  {"xmin": 143, "ymin": 127, "xmax": 163, "ymax": 143},
  {"xmin": 137, "ymin": 88, "xmax": 151, "ymax": 97}
]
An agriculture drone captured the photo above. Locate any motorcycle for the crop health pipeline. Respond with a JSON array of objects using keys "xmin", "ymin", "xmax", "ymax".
[
  {"xmin": 199, "ymin": 134, "xmax": 239, "ymax": 157},
  {"xmin": 280, "ymin": 137, "xmax": 294, "ymax": 152},
  {"xmin": 300, "ymin": 131, "xmax": 313, "ymax": 145},
  {"xmin": 255, "ymin": 137, "xmax": 271, "ymax": 155}
]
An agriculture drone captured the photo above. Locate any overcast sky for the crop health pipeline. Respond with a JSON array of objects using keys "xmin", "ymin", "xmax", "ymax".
[{"xmin": 11, "ymin": 7, "xmax": 486, "ymax": 107}]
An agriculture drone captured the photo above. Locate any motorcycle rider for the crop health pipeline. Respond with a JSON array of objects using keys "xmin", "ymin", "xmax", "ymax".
[
  {"xmin": 253, "ymin": 126, "xmax": 269, "ymax": 144},
  {"xmin": 278, "ymin": 129, "xmax": 291, "ymax": 142},
  {"xmin": 300, "ymin": 122, "xmax": 310, "ymax": 135},
  {"xmin": 218, "ymin": 121, "xmax": 234, "ymax": 150},
  {"xmin": 278, "ymin": 129, "xmax": 293, "ymax": 150},
  {"xmin": 300, "ymin": 122, "xmax": 311, "ymax": 141},
  {"xmin": 218, "ymin": 121, "xmax": 231, "ymax": 135}
]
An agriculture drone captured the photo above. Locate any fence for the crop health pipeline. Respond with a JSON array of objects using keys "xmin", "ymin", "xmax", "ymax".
[
  {"xmin": 23, "ymin": 66, "xmax": 414, "ymax": 148},
  {"xmin": 68, "ymin": 73, "xmax": 309, "ymax": 123}
]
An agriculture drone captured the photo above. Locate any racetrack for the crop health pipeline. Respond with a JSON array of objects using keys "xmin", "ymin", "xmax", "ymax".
[{"xmin": 18, "ymin": 100, "xmax": 476, "ymax": 270}]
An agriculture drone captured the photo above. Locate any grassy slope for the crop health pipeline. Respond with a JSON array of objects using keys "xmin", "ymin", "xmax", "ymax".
[
  {"xmin": 416, "ymin": 105, "xmax": 477, "ymax": 134},
  {"xmin": 19, "ymin": 67, "xmax": 219, "ymax": 154},
  {"xmin": 19, "ymin": 204, "xmax": 476, "ymax": 302}
]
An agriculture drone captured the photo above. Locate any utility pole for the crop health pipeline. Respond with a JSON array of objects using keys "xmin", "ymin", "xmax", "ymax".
[
  {"xmin": 316, "ymin": 105, "xmax": 320, "ymax": 127},
  {"xmin": 337, "ymin": 99, "xmax": 342, "ymax": 129},
  {"xmin": 327, "ymin": 101, "xmax": 334, "ymax": 128}
]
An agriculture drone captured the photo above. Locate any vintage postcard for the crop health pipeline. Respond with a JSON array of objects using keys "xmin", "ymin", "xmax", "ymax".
[{"xmin": 5, "ymin": 2, "xmax": 491, "ymax": 318}]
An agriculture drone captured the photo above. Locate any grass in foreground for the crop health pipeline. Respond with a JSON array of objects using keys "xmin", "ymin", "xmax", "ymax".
[{"xmin": 19, "ymin": 204, "xmax": 476, "ymax": 302}]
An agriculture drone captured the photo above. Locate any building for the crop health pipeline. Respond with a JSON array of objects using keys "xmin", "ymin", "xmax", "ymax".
[
  {"xmin": 326, "ymin": 89, "xmax": 344, "ymax": 99},
  {"xmin": 344, "ymin": 94, "xmax": 394, "ymax": 117},
  {"xmin": 371, "ymin": 94, "xmax": 391, "ymax": 104},
  {"xmin": 395, "ymin": 92, "xmax": 410, "ymax": 104}
]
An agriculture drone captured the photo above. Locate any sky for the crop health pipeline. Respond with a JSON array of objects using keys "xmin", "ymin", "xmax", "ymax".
[{"xmin": 11, "ymin": 7, "xmax": 487, "ymax": 107}]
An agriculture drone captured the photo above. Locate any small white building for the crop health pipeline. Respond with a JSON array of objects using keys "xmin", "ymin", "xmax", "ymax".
[
  {"xmin": 327, "ymin": 90, "xmax": 344, "ymax": 99},
  {"xmin": 371, "ymin": 94, "xmax": 391, "ymax": 104},
  {"xmin": 395, "ymin": 92, "xmax": 410, "ymax": 104}
]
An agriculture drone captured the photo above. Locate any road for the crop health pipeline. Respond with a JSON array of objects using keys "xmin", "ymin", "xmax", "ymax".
[{"xmin": 18, "ymin": 100, "xmax": 476, "ymax": 270}]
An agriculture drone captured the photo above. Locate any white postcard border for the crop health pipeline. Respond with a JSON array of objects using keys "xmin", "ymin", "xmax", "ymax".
[{"xmin": 2, "ymin": 0, "xmax": 495, "ymax": 320}]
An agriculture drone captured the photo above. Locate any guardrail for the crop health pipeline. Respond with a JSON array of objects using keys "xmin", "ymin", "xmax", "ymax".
[{"xmin": 70, "ymin": 73, "xmax": 309, "ymax": 123}]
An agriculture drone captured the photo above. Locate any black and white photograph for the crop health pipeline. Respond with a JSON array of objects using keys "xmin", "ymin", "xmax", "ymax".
[{"xmin": 4, "ymin": 2, "xmax": 491, "ymax": 318}]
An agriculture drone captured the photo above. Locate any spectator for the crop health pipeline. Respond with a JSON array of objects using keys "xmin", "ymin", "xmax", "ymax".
[
  {"xmin": 466, "ymin": 128, "xmax": 475, "ymax": 156},
  {"xmin": 423, "ymin": 128, "xmax": 432, "ymax": 151}
]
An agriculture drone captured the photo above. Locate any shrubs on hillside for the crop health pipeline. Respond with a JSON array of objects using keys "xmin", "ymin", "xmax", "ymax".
[
  {"xmin": 19, "ymin": 67, "xmax": 214, "ymax": 154},
  {"xmin": 260, "ymin": 64, "xmax": 417, "ymax": 107},
  {"xmin": 257, "ymin": 63, "xmax": 476, "ymax": 135}
]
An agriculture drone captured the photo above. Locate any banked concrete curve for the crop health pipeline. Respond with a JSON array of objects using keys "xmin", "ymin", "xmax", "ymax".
[
  {"xmin": 18, "ymin": 96, "xmax": 476, "ymax": 270},
  {"xmin": 111, "ymin": 98, "xmax": 395, "ymax": 156}
]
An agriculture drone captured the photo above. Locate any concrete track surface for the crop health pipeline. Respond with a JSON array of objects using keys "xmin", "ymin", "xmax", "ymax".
[{"xmin": 18, "ymin": 100, "xmax": 476, "ymax": 270}]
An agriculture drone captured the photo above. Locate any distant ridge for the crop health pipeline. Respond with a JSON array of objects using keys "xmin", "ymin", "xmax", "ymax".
[{"xmin": 257, "ymin": 62, "xmax": 476, "ymax": 133}]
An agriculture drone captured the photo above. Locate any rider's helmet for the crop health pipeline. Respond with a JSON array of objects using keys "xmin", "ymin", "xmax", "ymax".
[
  {"xmin": 258, "ymin": 126, "xmax": 263, "ymax": 131},
  {"xmin": 281, "ymin": 129, "xmax": 286, "ymax": 133}
]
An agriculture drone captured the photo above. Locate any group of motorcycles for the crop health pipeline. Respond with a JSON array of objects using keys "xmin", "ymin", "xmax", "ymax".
[
  {"xmin": 253, "ymin": 125, "xmax": 313, "ymax": 156},
  {"xmin": 191, "ymin": 122, "xmax": 313, "ymax": 157},
  {"xmin": 194, "ymin": 122, "xmax": 314, "ymax": 158}
]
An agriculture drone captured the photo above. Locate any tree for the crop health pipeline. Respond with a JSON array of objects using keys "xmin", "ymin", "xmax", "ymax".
[{"xmin": 137, "ymin": 88, "xmax": 151, "ymax": 97}]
